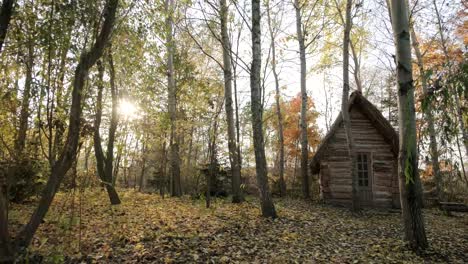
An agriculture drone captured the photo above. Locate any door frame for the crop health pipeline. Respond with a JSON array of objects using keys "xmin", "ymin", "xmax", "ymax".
[{"xmin": 356, "ymin": 151, "xmax": 373, "ymax": 205}]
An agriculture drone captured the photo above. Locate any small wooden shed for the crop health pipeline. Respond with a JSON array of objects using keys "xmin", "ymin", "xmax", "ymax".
[{"xmin": 310, "ymin": 91, "xmax": 400, "ymax": 208}]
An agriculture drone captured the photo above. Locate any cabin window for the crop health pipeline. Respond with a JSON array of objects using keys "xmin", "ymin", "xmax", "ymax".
[{"xmin": 357, "ymin": 153, "xmax": 370, "ymax": 187}]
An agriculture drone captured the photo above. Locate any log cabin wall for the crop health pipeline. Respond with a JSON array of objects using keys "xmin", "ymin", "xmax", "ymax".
[{"xmin": 319, "ymin": 105, "xmax": 400, "ymax": 208}]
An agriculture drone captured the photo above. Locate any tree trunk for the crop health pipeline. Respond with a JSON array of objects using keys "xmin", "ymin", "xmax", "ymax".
[
  {"xmin": 0, "ymin": 167, "xmax": 12, "ymax": 262},
  {"xmin": 220, "ymin": 0, "xmax": 244, "ymax": 204},
  {"xmin": 139, "ymin": 142, "xmax": 146, "ymax": 192},
  {"xmin": 161, "ymin": 137, "xmax": 167, "ymax": 198},
  {"xmin": 350, "ymin": 41, "xmax": 363, "ymax": 92},
  {"xmin": 266, "ymin": 0, "xmax": 286, "ymax": 197},
  {"xmin": 231, "ymin": 31, "xmax": 242, "ymax": 171},
  {"xmin": 342, "ymin": 0, "xmax": 359, "ymax": 212},
  {"xmin": 335, "ymin": 0, "xmax": 362, "ymax": 93},
  {"xmin": 294, "ymin": 0, "xmax": 310, "ymax": 199},
  {"xmin": 13, "ymin": 0, "xmax": 119, "ymax": 252},
  {"xmin": 15, "ymin": 42, "xmax": 34, "ymax": 156},
  {"xmin": 93, "ymin": 60, "xmax": 121, "ymax": 205},
  {"xmin": 0, "ymin": 0, "xmax": 14, "ymax": 52},
  {"xmin": 390, "ymin": 0, "xmax": 428, "ymax": 250},
  {"xmin": 207, "ymin": 117, "xmax": 219, "ymax": 208},
  {"xmin": 251, "ymin": 0, "xmax": 277, "ymax": 218},
  {"xmin": 165, "ymin": 0, "xmax": 181, "ymax": 197},
  {"xmin": 409, "ymin": 25, "xmax": 443, "ymax": 202},
  {"xmin": 113, "ymin": 126, "xmax": 128, "ymax": 186},
  {"xmin": 52, "ymin": 28, "xmax": 73, "ymax": 162},
  {"xmin": 105, "ymin": 48, "xmax": 119, "ymax": 184}
]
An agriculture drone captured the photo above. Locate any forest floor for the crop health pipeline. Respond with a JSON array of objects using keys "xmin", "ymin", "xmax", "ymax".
[{"xmin": 9, "ymin": 189, "xmax": 468, "ymax": 263}]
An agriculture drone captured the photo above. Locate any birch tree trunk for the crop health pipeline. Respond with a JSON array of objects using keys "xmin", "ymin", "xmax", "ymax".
[
  {"xmin": 390, "ymin": 0, "xmax": 428, "ymax": 250},
  {"xmin": 251, "ymin": 0, "xmax": 277, "ymax": 218},
  {"xmin": 294, "ymin": 0, "xmax": 310, "ymax": 199},
  {"xmin": 409, "ymin": 25, "xmax": 443, "ymax": 202},
  {"xmin": 220, "ymin": 0, "xmax": 244, "ymax": 203},
  {"xmin": 165, "ymin": 0, "xmax": 181, "ymax": 197},
  {"xmin": 266, "ymin": 0, "xmax": 286, "ymax": 197},
  {"xmin": 341, "ymin": 0, "xmax": 359, "ymax": 212}
]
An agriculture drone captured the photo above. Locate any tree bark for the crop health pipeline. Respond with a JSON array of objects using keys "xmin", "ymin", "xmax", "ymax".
[
  {"xmin": 0, "ymin": 0, "xmax": 14, "ymax": 52},
  {"xmin": 251, "ymin": 0, "xmax": 277, "ymax": 218},
  {"xmin": 266, "ymin": 0, "xmax": 286, "ymax": 197},
  {"xmin": 93, "ymin": 59, "xmax": 121, "ymax": 205},
  {"xmin": 165, "ymin": 0, "xmax": 181, "ymax": 197},
  {"xmin": 342, "ymin": 0, "xmax": 359, "ymax": 212},
  {"xmin": 0, "ymin": 167, "xmax": 11, "ymax": 262},
  {"xmin": 13, "ymin": 0, "xmax": 119, "ymax": 251},
  {"xmin": 294, "ymin": 0, "xmax": 310, "ymax": 199},
  {"xmin": 220, "ymin": 0, "xmax": 244, "ymax": 203},
  {"xmin": 409, "ymin": 25, "xmax": 443, "ymax": 202},
  {"xmin": 390, "ymin": 0, "xmax": 428, "ymax": 250},
  {"xmin": 15, "ymin": 42, "xmax": 34, "ymax": 156}
]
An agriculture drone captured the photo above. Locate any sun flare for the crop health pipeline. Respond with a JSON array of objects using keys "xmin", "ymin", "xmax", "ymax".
[{"xmin": 118, "ymin": 99, "xmax": 139, "ymax": 120}]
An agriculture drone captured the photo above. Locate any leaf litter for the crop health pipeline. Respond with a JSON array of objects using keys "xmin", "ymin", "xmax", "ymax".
[{"xmin": 8, "ymin": 189, "xmax": 468, "ymax": 263}]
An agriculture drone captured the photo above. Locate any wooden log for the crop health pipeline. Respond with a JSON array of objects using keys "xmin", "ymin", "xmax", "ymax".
[{"xmin": 439, "ymin": 202, "xmax": 468, "ymax": 212}]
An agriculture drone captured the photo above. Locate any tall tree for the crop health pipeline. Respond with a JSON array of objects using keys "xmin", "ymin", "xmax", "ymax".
[
  {"xmin": 409, "ymin": 24, "xmax": 442, "ymax": 202},
  {"xmin": 294, "ymin": 0, "xmax": 310, "ymax": 199},
  {"xmin": 390, "ymin": 0, "xmax": 428, "ymax": 250},
  {"xmin": 220, "ymin": 0, "xmax": 244, "ymax": 203},
  {"xmin": 165, "ymin": 0, "xmax": 182, "ymax": 197},
  {"xmin": 93, "ymin": 57, "xmax": 121, "ymax": 205},
  {"xmin": 433, "ymin": 0, "xmax": 468, "ymax": 157},
  {"xmin": 15, "ymin": 40, "xmax": 34, "ymax": 155},
  {"xmin": 251, "ymin": 0, "xmax": 277, "ymax": 218},
  {"xmin": 341, "ymin": 0, "xmax": 359, "ymax": 212},
  {"xmin": 266, "ymin": 0, "xmax": 286, "ymax": 196},
  {"xmin": 11, "ymin": 0, "xmax": 119, "ymax": 253},
  {"xmin": 0, "ymin": 1, "xmax": 14, "ymax": 259}
]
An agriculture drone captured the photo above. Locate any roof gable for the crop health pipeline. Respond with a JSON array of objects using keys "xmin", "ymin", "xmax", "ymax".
[{"xmin": 309, "ymin": 91, "xmax": 398, "ymax": 174}]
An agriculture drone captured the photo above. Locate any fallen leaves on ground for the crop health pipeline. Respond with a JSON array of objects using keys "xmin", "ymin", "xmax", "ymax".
[{"xmin": 9, "ymin": 189, "xmax": 468, "ymax": 263}]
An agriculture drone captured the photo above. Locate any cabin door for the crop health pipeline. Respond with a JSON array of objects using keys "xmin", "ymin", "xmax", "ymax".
[{"xmin": 356, "ymin": 153, "xmax": 372, "ymax": 205}]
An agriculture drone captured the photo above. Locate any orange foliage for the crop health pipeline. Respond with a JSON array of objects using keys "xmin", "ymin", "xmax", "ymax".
[{"xmin": 279, "ymin": 94, "xmax": 321, "ymax": 162}]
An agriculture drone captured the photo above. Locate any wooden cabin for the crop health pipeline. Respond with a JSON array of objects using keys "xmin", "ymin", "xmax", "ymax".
[{"xmin": 310, "ymin": 91, "xmax": 400, "ymax": 208}]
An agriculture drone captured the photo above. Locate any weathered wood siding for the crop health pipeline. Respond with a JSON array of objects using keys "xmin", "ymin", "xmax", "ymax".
[{"xmin": 319, "ymin": 106, "xmax": 399, "ymax": 208}]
